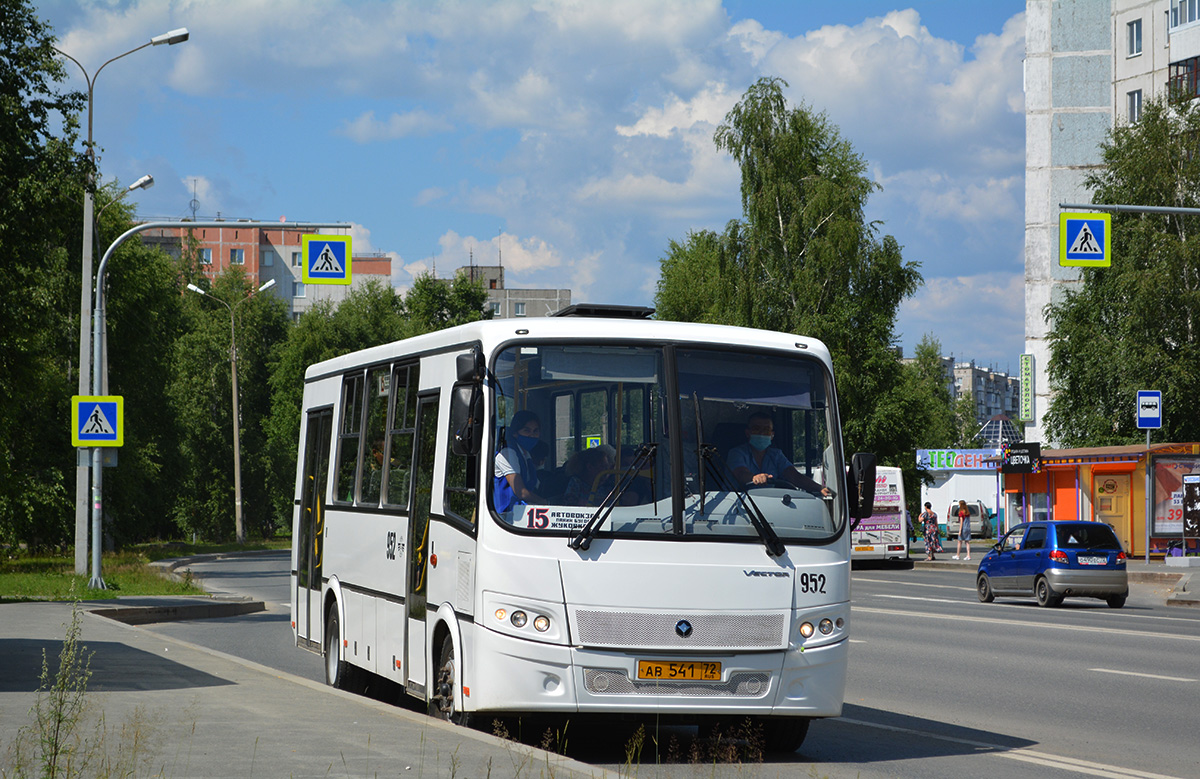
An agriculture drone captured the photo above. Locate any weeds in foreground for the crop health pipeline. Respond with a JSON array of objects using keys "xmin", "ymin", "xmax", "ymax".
[{"xmin": 2, "ymin": 601, "xmax": 163, "ymax": 778}]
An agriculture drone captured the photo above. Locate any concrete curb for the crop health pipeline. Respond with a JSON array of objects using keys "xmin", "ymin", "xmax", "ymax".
[
  {"xmin": 92, "ymin": 598, "xmax": 266, "ymax": 624},
  {"xmin": 1166, "ymin": 571, "xmax": 1200, "ymax": 608}
]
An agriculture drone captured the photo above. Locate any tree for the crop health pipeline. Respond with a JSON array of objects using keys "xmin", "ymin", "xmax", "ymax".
[
  {"xmin": 1043, "ymin": 98, "xmax": 1200, "ymax": 446},
  {"xmin": 0, "ymin": 2, "xmax": 86, "ymax": 549},
  {"xmin": 655, "ymin": 230, "xmax": 727, "ymax": 324},
  {"xmin": 655, "ymin": 77, "xmax": 923, "ymax": 464}
]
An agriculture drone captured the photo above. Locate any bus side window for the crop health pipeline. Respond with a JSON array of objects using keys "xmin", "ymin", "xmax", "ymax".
[
  {"xmin": 334, "ymin": 373, "xmax": 365, "ymax": 504},
  {"xmin": 384, "ymin": 363, "xmax": 419, "ymax": 509},
  {"xmin": 359, "ymin": 366, "xmax": 390, "ymax": 506}
]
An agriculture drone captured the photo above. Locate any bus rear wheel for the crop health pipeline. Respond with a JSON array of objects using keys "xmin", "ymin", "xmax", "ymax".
[
  {"xmin": 759, "ymin": 716, "xmax": 810, "ymax": 753},
  {"xmin": 430, "ymin": 635, "xmax": 470, "ymax": 726}
]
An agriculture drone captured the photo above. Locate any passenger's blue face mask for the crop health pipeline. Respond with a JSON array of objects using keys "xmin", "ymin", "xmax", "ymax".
[
  {"xmin": 749, "ymin": 434, "xmax": 772, "ymax": 451},
  {"xmin": 513, "ymin": 434, "xmax": 539, "ymax": 452}
]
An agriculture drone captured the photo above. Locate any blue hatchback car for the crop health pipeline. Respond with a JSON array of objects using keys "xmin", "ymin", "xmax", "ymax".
[{"xmin": 976, "ymin": 520, "xmax": 1128, "ymax": 608}]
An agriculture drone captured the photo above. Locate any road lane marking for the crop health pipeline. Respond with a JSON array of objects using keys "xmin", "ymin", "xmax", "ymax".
[
  {"xmin": 1089, "ymin": 668, "xmax": 1196, "ymax": 682},
  {"xmin": 853, "ymin": 606, "xmax": 1200, "ymax": 643},
  {"xmin": 839, "ymin": 716, "xmax": 1184, "ymax": 779}
]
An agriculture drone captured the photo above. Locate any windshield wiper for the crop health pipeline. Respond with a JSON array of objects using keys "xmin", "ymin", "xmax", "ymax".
[
  {"xmin": 569, "ymin": 442, "xmax": 658, "ymax": 552},
  {"xmin": 696, "ymin": 445, "xmax": 785, "ymax": 557}
]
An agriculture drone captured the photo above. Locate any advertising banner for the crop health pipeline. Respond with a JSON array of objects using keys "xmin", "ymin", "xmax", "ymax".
[{"xmin": 1152, "ymin": 457, "xmax": 1200, "ymax": 534}]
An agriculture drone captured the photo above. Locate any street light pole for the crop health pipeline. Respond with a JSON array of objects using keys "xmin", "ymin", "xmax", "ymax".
[
  {"xmin": 89, "ymin": 220, "xmax": 346, "ymax": 586},
  {"xmin": 56, "ymin": 29, "xmax": 189, "ymax": 577},
  {"xmin": 187, "ymin": 278, "xmax": 277, "ymax": 544}
]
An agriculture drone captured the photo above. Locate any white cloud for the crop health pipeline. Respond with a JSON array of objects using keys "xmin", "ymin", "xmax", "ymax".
[
  {"xmin": 339, "ymin": 110, "xmax": 451, "ymax": 142},
  {"xmin": 436, "ymin": 230, "xmax": 561, "ymax": 275}
]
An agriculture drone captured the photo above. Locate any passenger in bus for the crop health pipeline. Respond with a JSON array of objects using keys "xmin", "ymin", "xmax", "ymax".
[
  {"xmin": 494, "ymin": 410, "xmax": 546, "ymax": 517},
  {"xmin": 727, "ymin": 412, "xmax": 831, "ymax": 497},
  {"xmin": 562, "ymin": 445, "xmax": 616, "ymax": 505}
]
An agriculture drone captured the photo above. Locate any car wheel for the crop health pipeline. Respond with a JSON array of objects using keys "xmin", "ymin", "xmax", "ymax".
[
  {"xmin": 1106, "ymin": 593, "xmax": 1127, "ymax": 609},
  {"xmin": 1035, "ymin": 577, "xmax": 1063, "ymax": 608},
  {"xmin": 430, "ymin": 634, "xmax": 471, "ymax": 726},
  {"xmin": 977, "ymin": 573, "xmax": 994, "ymax": 603}
]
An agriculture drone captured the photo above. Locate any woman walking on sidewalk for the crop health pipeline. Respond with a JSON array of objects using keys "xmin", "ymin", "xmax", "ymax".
[
  {"xmin": 921, "ymin": 502, "xmax": 940, "ymax": 561},
  {"xmin": 953, "ymin": 499, "xmax": 972, "ymax": 560}
]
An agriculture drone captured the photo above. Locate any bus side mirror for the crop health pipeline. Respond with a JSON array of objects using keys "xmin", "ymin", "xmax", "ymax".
[
  {"xmin": 847, "ymin": 452, "xmax": 877, "ymax": 520},
  {"xmin": 456, "ymin": 349, "xmax": 484, "ymax": 382},
  {"xmin": 450, "ymin": 381, "xmax": 482, "ymax": 456}
]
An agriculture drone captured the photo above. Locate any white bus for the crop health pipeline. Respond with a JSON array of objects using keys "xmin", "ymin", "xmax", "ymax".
[
  {"xmin": 850, "ymin": 466, "xmax": 908, "ymax": 562},
  {"xmin": 290, "ymin": 306, "xmax": 876, "ymax": 752}
]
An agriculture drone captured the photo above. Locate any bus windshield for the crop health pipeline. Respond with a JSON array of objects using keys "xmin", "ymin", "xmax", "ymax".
[{"xmin": 489, "ymin": 342, "xmax": 844, "ymax": 545}]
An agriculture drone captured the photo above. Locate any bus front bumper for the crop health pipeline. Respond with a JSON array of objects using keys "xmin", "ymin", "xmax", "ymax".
[{"xmin": 468, "ymin": 626, "xmax": 847, "ymax": 717}]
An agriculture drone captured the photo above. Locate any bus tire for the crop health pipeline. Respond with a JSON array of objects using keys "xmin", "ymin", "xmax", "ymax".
[
  {"xmin": 324, "ymin": 605, "xmax": 360, "ymax": 691},
  {"xmin": 430, "ymin": 634, "xmax": 470, "ymax": 726},
  {"xmin": 760, "ymin": 716, "xmax": 810, "ymax": 753}
]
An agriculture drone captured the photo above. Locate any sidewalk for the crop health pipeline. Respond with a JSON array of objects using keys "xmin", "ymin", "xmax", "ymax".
[
  {"xmin": 904, "ymin": 540, "xmax": 1200, "ymax": 606},
  {"xmin": 0, "ymin": 599, "xmax": 617, "ymax": 778}
]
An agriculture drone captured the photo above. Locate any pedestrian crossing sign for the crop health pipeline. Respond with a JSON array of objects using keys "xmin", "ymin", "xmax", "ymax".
[
  {"xmin": 302, "ymin": 234, "xmax": 352, "ymax": 285},
  {"xmin": 72, "ymin": 395, "xmax": 123, "ymax": 447},
  {"xmin": 1060, "ymin": 212, "xmax": 1111, "ymax": 267}
]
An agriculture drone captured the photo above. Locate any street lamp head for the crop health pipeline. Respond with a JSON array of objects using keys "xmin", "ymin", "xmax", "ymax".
[
  {"xmin": 152, "ymin": 28, "xmax": 190, "ymax": 46},
  {"xmin": 186, "ymin": 283, "xmax": 206, "ymax": 295},
  {"xmin": 257, "ymin": 278, "xmax": 277, "ymax": 293},
  {"xmin": 128, "ymin": 174, "xmax": 154, "ymax": 191}
]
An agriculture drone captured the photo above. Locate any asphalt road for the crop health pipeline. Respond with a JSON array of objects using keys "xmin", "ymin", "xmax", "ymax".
[{"xmin": 152, "ymin": 552, "xmax": 1200, "ymax": 778}]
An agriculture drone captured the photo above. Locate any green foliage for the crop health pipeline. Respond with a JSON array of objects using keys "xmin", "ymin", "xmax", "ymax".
[
  {"xmin": 0, "ymin": 1, "xmax": 86, "ymax": 550},
  {"xmin": 1044, "ymin": 98, "xmax": 1200, "ymax": 445},
  {"xmin": 170, "ymin": 268, "xmax": 290, "ymax": 541},
  {"xmin": 655, "ymin": 77, "xmax": 923, "ymax": 465}
]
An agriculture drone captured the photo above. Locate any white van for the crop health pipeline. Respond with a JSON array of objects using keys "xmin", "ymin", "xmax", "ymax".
[{"xmin": 942, "ymin": 500, "xmax": 993, "ymax": 539}]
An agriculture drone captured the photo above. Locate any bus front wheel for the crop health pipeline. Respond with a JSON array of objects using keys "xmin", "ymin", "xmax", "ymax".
[
  {"xmin": 759, "ymin": 716, "xmax": 810, "ymax": 753},
  {"xmin": 430, "ymin": 635, "xmax": 471, "ymax": 726},
  {"xmin": 324, "ymin": 606, "xmax": 361, "ymax": 691}
]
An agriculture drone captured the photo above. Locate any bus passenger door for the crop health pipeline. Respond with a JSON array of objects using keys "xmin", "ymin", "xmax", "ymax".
[
  {"xmin": 296, "ymin": 408, "xmax": 332, "ymax": 647},
  {"xmin": 406, "ymin": 395, "xmax": 440, "ymax": 695}
]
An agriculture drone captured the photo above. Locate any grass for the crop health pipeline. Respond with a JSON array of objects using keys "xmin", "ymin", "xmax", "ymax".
[{"xmin": 0, "ymin": 538, "xmax": 290, "ymax": 602}]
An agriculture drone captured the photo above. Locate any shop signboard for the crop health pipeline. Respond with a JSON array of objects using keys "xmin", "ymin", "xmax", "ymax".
[
  {"xmin": 1001, "ymin": 442, "xmax": 1040, "ymax": 474},
  {"xmin": 916, "ymin": 449, "xmax": 997, "ymax": 471}
]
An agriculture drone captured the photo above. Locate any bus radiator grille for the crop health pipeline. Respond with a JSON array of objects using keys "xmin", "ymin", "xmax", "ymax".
[
  {"xmin": 574, "ymin": 610, "xmax": 785, "ymax": 650},
  {"xmin": 583, "ymin": 668, "xmax": 771, "ymax": 697}
]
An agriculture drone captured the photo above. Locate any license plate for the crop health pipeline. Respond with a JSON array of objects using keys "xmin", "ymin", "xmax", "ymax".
[
  {"xmin": 855, "ymin": 545, "xmax": 873, "ymax": 552},
  {"xmin": 1078, "ymin": 555, "xmax": 1107, "ymax": 565},
  {"xmin": 636, "ymin": 660, "xmax": 722, "ymax": 681}
]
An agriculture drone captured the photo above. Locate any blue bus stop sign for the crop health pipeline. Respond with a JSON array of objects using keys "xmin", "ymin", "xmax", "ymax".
[{"xmin": 1137, "ymin": 390, "xmax": 1162, "ymax": 429}]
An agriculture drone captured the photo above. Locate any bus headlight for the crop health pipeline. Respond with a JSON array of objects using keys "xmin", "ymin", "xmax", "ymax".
[
  {"xmin": 818, "ymin": 618, "xmax": 833, "ymax": 635},
  {"xmin": 533, "ymin": 615, "xmax": 550, "ymax": 632},
  {"xmin": 510, "ymin": 611, "xmax": 528, "ymax": 628},
  {"xmin": 494, "ymin": 608, "xmax": 507, "ymax": 621},
  {"xmin": 799, "ymin": 622, "xmax": 815, "ymax": 638}
]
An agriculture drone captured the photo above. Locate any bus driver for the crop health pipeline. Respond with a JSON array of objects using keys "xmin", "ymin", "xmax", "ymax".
[{"xmin": 727, "ymin": 412, "xmax": 831, "ymax": 498}]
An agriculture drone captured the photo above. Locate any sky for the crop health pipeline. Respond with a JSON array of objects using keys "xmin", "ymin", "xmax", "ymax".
[{"xmin": 38, "ymin": 0, "xmax": 1026, "ymax": 370}]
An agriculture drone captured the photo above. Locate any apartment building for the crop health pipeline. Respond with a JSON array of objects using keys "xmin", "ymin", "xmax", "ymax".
[
  {"xmin": 1025, "ymin": 0, "xmax": 1200, "ymax": 444},
  {"xmin": 456, "ymin": 264, "xmax": 572, "ymax": 318}
]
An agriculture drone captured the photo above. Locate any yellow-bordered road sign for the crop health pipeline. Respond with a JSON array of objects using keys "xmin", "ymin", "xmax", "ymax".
[
  {"xmin": 72, "ymin": 395, "xmax": 123, "ymax": 447},
  {"xmin": 302, "ymin": 234, "xmax": 352, "ymax": 285},
  {"xmin": 1060, "ymin": 212, "xmax": 1111, "ymax": 267}
]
